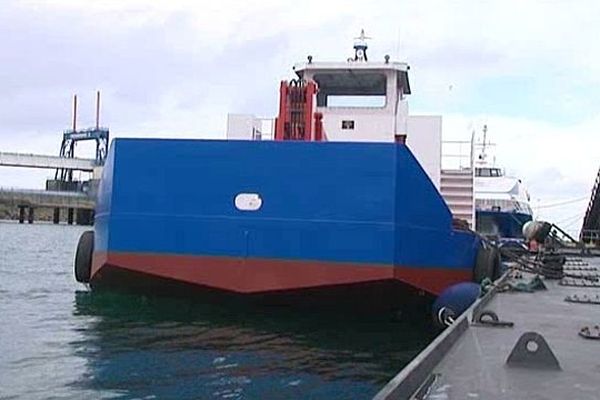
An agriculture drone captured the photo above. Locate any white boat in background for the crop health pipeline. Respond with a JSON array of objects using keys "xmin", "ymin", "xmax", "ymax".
[{"xmin": 473, "ymin": 125, "xmax": 533, "ymax": 238}]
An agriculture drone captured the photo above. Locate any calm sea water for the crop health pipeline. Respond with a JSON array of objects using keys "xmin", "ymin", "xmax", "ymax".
[{"xmin": 0, "ymin": 221, "xmax": 434, "ymax": 400}]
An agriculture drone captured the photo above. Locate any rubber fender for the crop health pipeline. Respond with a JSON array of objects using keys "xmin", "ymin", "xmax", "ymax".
[
  {"xmin": 432, "ymin": 282, "xmax": 480, "ymax": 328},
  {"xmin": 473, "ymin": 243, "xmax": 499, "ymax": 283},
  {"xmin": 490, "ymin": 247, "xmax": 502, "ymax": 280},
  {"xmin": 75, "ymin": 230, "xmax": 94, "ymax": 283}
]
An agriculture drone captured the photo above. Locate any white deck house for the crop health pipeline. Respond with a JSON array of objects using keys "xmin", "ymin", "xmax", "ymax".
[{"xmin": 227, "ymin": 32, "xmax": 474, "ymax": 226}]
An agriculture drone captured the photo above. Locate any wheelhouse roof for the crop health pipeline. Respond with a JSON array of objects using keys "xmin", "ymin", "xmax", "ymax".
[{"xmin": 294, "ymin": 61, "xmax": 411, "ymax": 95}]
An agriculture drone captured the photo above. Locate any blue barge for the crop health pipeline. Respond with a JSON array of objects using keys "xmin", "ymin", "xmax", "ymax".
[{"xmin": 74, "ymin": 35, "xmax": 488, "ymax": 307}]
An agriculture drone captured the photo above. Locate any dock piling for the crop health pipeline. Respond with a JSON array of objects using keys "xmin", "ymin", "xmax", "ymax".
[
  {"xmin": 18, "ymin": 206, "xmax": 26, "ymax": 224},
  {"xmin": 75, "ymin": 208, "xmax": 93, "ymax": 225}
]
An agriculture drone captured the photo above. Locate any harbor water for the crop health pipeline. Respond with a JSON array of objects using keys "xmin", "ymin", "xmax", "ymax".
[{"xmin": 0, "ymin": 221, "xmax": 433, "ymax": 399}]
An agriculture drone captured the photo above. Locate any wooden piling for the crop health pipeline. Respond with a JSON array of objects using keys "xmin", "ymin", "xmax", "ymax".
[{"xmin": 18, "ymin": 206, "xmax": 26, "ymax": 224}]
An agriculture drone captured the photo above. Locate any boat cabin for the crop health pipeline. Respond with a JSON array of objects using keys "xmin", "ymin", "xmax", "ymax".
[
  {"xmin": 292, "ymin": 33, "xmax": 411, "ymax": 142},
  {"xmin": 226, "ymin": 31, "xmax": 443, "ymax": 189}
]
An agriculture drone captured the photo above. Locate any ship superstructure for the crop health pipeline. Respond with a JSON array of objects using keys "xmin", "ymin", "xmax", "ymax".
[{"xmin": 227, "ymin": 31, "xmax": 443, "ymax": 189}]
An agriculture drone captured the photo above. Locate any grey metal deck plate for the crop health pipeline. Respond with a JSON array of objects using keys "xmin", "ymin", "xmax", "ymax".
[{"xmin": 376, "ymin": 256, "xmax": 600, "ymax": 400}]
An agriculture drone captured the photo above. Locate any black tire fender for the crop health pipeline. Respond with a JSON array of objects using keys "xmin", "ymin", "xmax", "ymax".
[
  {"xmin": 75, "ymin": 230, "xmax": 94, "ymax": 283},
  {"xmin": 473, "ymin": 243, "xmax": 498, "ymax": 283}
]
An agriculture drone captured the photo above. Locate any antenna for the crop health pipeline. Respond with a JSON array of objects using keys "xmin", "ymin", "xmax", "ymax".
[
  {"xmin": 95, "ymin": 90, "xmax": 101, "ymax": 129},
  {"xmin": 482, "ymin": 124, "xmax": 488, "ymax": 157},
  {"xmin": 72, "ymin": 94, "xmax": 78, "ymax": 132},
  {"xmin": 353, "ymin": 29, "xmax": 371, "ymax": 61},
  {"xmin": 470, "ymin": 128, "xmax": 476, "ymax": 168},
  {"xmin": 354, "ymin": 29, "xmax": 371, "ymax": 43},
  {"xmin": 395, "ymin": 27, "xmax": 401, "ymax": 59}
]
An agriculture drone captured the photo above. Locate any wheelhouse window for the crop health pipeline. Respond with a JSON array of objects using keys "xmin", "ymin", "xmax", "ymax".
[
  {"xmin": 314, "ymin": 72, "xmax": 387, "ymax": 108},
  {"xmin": 476, "ymin": 168, "xmax": 502, "ymax": 177}
]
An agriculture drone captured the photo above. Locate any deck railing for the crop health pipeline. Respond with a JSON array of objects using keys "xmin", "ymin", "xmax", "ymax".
[{"xmin": 441, "ymin": 136, "xmax": 474, "ymax": 171}]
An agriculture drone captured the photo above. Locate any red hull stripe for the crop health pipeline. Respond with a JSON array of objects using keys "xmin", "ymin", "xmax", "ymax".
[{"xmin": 92, "ymin": 252, "xmax": 472, "ymax": 295}]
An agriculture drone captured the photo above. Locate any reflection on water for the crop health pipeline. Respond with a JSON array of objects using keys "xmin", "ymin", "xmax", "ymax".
[
  {"xmin": 0, "ymin": 221, "xmax": 435, "ymax": 400},
  {"xmin": 72, "ymin": 291, "xmax": 434, "ymax": 399}
]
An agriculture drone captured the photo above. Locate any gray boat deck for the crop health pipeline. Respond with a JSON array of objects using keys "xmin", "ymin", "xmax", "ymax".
[{"xmin": 375, "ymin": 255, "xmax": 600, "ymax": 400}]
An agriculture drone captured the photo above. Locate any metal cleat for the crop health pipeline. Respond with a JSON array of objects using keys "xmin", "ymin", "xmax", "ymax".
[
  {"xmin": 506, "ymin": 332, "xmax": 561, "ymax": 370},
  {"xmin": 579, "ymin": 325, "xmax": 600, "ymax": 340},
  {"xmin": 563, "ymin": 265, "xmax": 596, "ymax": 271},
  {"xmin": 563, "ymin": 272, "xmax": 600, "ymax": 280},
  {"xmin": 565, "ymin": 258, "xmax": 586, "ymax": 265},
  {"xmin": 559, "ymin": 278, "xmax": 600, "ymax": 288},
  {"xmin": 565, "ymin": 261, "xmax": 588, "ymax": 266},
  {"xmin": 472, "ymin": 310, "xmax": 514, "ymax": 328},
  {"xmin": 564, "ymin": 293, "xmax": 600, "ymax": 305}
]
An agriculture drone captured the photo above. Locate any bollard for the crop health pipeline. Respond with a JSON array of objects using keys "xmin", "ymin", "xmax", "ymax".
[{"xmin": 67, "ymin": 208, "xmax": 74, "ymax": 225}]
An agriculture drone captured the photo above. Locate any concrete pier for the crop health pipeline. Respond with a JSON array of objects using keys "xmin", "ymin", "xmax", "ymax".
[
  {"xmin": 0, "ymin": 188, "xmax": 95, "ymax": 225},
  {"xmin": 0, "ymin": 188, "xmax": 95, "ymax": 210}
]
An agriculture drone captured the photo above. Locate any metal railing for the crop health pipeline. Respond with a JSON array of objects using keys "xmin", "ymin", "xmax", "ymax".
[
  {"xmin": 441, "ymin": 139, "xmax": 474, "ymax": 171},
  {"xmin": 256, "ymin": 118, "xmax": 275, "ymax": 140}
]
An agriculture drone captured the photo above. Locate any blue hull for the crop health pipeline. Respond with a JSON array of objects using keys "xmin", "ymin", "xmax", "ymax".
[{"xmin": 91, "ymin": 139, "xmax": 480, "ymax": 296}]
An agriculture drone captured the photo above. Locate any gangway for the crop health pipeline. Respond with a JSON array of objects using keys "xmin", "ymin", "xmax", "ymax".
[{"xmin": 0, "ymin": 151, "xmax": 95, "ymax": 171}]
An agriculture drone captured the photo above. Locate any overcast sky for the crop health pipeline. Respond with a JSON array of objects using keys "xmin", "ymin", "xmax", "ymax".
[{"xmin": 1, "ymin": 0, "xmax": 599, "ymax": 235}]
